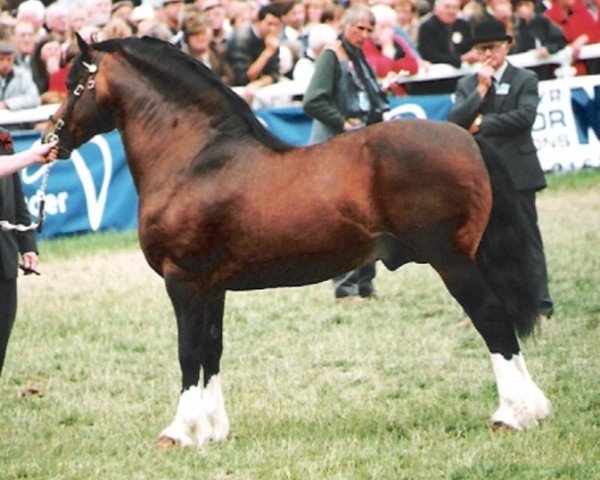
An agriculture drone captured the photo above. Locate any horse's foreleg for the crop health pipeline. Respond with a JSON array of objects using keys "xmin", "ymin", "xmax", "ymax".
[
  {"xmin": 433, "ymin": 257, "xmax": 551, "ymax": 431},
  {"xmin": 157, "ymin": 280, "xmax": 229, "ymax": 448}
]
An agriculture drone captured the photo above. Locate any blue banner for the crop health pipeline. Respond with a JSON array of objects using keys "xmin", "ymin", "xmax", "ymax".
[{"xmin": 15, "ymin": 130, "xmax": 138, "ymax": 239}]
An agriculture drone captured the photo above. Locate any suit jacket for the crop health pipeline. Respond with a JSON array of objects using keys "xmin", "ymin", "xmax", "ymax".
[
  {"xmin": 0, "ymin": 131, "xmax": 37, "ymax": 280},
  {"xmin": 447, "ymin": 62, "xmax": 547, "ymax": 191},
  {"xmin": 417, "ymin": 15, "xmax": 472, "ymax": 68}
]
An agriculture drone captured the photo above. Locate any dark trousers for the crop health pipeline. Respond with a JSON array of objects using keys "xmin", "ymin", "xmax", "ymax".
[
  {"xmin": 515, "ymin": 190, "xmax": 554, "ymax": 317},
  {"xmin": 333, "ymin": 261, "xmax": 377, "ymax": 298},
  {"xmin": 0, "ymin": 277, "xmax": 17, "ymax": 376}
]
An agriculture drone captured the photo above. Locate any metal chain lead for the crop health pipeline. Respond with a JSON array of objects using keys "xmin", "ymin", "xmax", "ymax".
[{"xmin": 0, "ymin": 162, "xmax": 53, "ymax": 232}]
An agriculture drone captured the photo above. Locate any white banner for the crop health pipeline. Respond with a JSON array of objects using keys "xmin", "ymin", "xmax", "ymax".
[{"xmin": 535, "ymin": 75, "xmax": 600, "ymax": 171}]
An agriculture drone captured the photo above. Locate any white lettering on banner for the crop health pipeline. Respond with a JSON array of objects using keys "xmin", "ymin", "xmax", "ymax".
[
  {"xmin": 21, "ymin": 135, "xmax": 113, "ymax": 229},
  {"xmin": 27, "ymin": 191, "xmax": 68, "ymax": 216},
  {"xmin": 71, "ymin": 136, "xmax": 113, "ymax": 231}
]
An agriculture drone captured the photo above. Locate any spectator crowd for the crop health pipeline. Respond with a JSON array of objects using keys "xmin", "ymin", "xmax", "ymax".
[{"xmin": 0, "ymin": 0, "xmax": 599, "ymax": 115}]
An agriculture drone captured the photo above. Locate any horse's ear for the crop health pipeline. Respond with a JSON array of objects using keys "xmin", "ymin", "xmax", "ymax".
[{"xmin": 75, "ymin": 33, "xmax": 91, "ymax": 60}]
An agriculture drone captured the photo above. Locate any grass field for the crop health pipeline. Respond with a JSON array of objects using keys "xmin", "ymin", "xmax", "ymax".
[{"xmin": 0, "ymin": 170, "xmax": 598, "ymax": 479}]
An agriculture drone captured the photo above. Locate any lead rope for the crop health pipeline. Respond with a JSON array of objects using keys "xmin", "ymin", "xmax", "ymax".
[{"xmin": 0, "ymin": 160, "xmax": 53, "ymax": 233}]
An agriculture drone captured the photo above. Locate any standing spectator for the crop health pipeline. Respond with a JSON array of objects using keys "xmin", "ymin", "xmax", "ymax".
[
  {"xmin": 11, "ymin": 21, "xmax": 36, "ymax": 77},
  {"xmin": 363, "ymin": 4, "xmax": 419, "ymax": 95},
  {"xmin": 514, "ymin": 0, "xmax": 566, "ymax": 80},
  {"xmin": 44, "ymin": 2, "xmax": 71, "ymax": 45},
  {"xmin": 182, "ymin": 9, "xmax": 234, "ymax": 85},
  {"xmin": 448, "ymin": 19, "xmax": 553, "ymax": 323},
  {"xmin": 415, "ymin": 0, "xmax": 478, "ymax": 93},
  {"xmin": 545, "ymin": 0, "xmax": 600, "ymax": 75},
  {"xmin": 0, "ymin": 129, "xmax": 43, "ymax": 377},
  {"xmin": 0, "ymin": 40, "xmax": 40, "ymax": 110},
  {"xmin": 303, "ymin": 4, "xmax": 390, "ymax": 302},
  {"xmin": 226, "ymin": 4, "xmax": 283, "ymax": 89}
]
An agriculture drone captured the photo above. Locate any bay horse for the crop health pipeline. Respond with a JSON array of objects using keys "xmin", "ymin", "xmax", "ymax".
[{"xmin": 45, "ymin": 35, "xmax": 550, "ymax": 447}]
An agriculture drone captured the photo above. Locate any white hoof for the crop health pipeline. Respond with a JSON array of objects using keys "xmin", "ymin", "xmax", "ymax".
[
  {"xmin": 490, "ymin": 353, "xmax": 551, "ymax": 431},
  {"xmin": 159, "ymin": 376, "xmax": 229, "ymax": 448}
]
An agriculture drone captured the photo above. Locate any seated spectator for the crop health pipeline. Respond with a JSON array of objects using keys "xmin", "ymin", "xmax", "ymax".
[
  {"xmin": 545, "ymin": 0, "xmax": 600, "ymax": 75},
  {"xmin": 282, "ymin": 0, "xmax": 309, "ymax": 53},
  {"xmin": 0, "ymin": 40, "xmax": 40, "ymax": 111},
  {"xmin": 161, "ymin": 0, "xmax": 186, "ymax": 44},
  {"xmin": 226, "ymin": 4, "xmax": 283, "ymax": 90},
  {"xmin": 182, "ymin": 10, "xmax": 234, "ymax": 85},
  {"xmin": 87, "ymin": 0, "xmax": 112, "ymax": 28},
  {"xmin": 228, "ymin": 1, "xmax": 257, "ymax": 30},
  {"xmin": 30, "ymin": 35, "xmax": 60, "ymax": 95},
  {"xmin": 514, "ymin": 0, "xmax": 567, "ymax": 79},
  {"xmin": 487, "ymin": 0, "xmax": 515, "ymax": 39},
  {"xmin": 197, "ymin": 0, "xmax": 231, "ymax": 47},
  {"xmin": 292, "ymin": 22, "xmax": 337, "ymax": 84},
  {"xmin": 414, "ymin": 0, "xmax": 477, "ymax": 93},
  {"xmin": 99, "ymin": 16, "xmax": 133, "ymax": 40},
  {"xmin": 363, "ymin": 4, "xmax": 419, "ymax": 95},
  {"xmin": 305, "ymin": 0, "xmax": 332, "ymax": 31},
  {"xmin": 112, "ymin": 0, "xmax": 134, "ymax": 23},
  {"xmin": 16, "ymin": 0, "xmax": 46, "ymax": 41},
  {"xmin": 11, "ymin": 20, "xmax": 36, "ymax": 78},
  {"xmin": 393, "ymin": 0, "xmax": 420, "ymax": 47},
  {"xmin": 45, "ymin": 2, "xmax": 71, "ymax": 45},
  {"xmin": 69, "ymin": 3, "xmax": 91, "ymax": 39}
]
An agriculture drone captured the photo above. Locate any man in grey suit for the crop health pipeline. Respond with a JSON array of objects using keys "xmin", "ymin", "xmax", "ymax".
[{"xmin": 448, "ymin": 19, "xmax": 553, "ymax": 322}]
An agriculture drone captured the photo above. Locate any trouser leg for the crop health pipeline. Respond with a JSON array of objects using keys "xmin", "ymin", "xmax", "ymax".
[
  {"xmin": 0, "ymin": 278, "xmax": 17, "ymax": 377},
  {"xmin": 333, "ymin": 261, "xmax": 377, "ymax": 298},
  {"xmin": 516, "ymin": 190, "xmax": 553, "ymax": 318}
]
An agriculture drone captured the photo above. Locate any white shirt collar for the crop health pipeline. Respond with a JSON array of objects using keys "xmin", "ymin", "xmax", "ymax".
[{"xmin": 493, "ymin": 61, "xmax": 509, "ymax": 83}]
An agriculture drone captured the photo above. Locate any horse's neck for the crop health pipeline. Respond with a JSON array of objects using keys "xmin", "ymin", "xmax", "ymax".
[{"xmin": 110, "ymin": 79, "xmax": 213, "ymax": 190}]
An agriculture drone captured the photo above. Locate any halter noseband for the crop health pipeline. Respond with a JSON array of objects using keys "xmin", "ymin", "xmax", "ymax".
[{"xmin": 45, "ymin": 55, "xmax": 103, "ymax": 149}]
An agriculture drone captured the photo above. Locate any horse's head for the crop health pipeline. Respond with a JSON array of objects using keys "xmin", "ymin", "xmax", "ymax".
[{"xmin": 44, "ymin": 34, "xmax": 116, "ymax": 159}]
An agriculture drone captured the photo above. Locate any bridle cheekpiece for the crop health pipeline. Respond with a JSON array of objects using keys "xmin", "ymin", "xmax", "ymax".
[{"xmin": 45, "ymin": 55, "xmax": 103, "ymax": 148}]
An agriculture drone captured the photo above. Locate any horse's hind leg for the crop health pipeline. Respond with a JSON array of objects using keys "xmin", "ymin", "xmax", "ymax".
[
  {"xmin": 157, "ymin": 279, "xmax": 229, "ymax": 448},
  {"xmin": 433, "ymin": 256, "xmax": 551, "ymax": 430}
]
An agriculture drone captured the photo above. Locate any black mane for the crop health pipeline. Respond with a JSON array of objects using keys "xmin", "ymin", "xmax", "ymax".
[{"xmin": 89, "ymin": 37, "xmax": 292, "ymax": 152}]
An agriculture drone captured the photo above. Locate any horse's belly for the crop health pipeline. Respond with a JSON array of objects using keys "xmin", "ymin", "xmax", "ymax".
[{"xmin": 224, "ymin": 249, "xmax": 374, "ymax": 291}]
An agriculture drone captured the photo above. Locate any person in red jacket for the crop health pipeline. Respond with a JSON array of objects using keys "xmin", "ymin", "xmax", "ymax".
[
  {"xmin": 545, "ymin": 0, "xmax": 600, "ymax": 74},
  {"xmin": 362, "ymin": 4, "xmax": 419, "ymax": 96}
]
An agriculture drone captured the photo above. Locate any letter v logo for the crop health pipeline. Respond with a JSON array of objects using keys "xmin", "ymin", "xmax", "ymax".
[{"xmin": 72, "ymin": 135, "xmax": 112, "ymax": 231}]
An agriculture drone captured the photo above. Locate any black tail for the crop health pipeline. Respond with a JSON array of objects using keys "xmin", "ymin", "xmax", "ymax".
[{"xmin": 474, "ymin": 138, "xmax": 539, "ymax": 337}]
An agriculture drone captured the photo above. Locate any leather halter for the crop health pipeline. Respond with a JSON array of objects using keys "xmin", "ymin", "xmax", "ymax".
[{"xmin": 45, "ymin": 54, "xmax": 104, "ymax": 153}]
